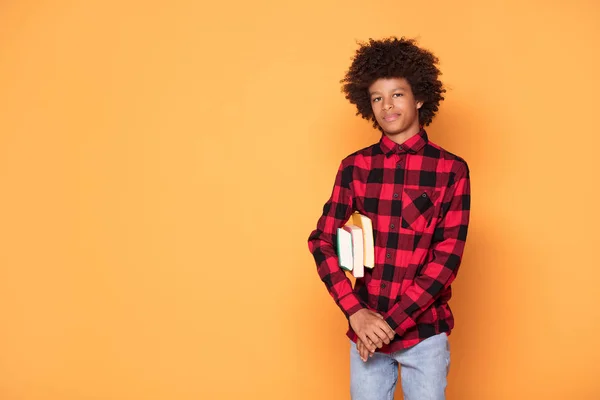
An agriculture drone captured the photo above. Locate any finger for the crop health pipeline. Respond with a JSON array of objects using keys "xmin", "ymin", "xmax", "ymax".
[
  {"xmin": 362, "ymin": 346, "xmax": 370, "ymax": 361},
  {"xmin": 357, "ymin": 340, "xmax": 368, "ymax": 362},
  {"xmin": 360, "ymin": 333, "xmax": 377, "ymax": 354},
  {"xmin": 371, "ymin": 327, "xmax": 389, "ymax": 347},
  {"xmin": 360, "ymin": 344, "xmax": 367, "ymax": 362},
  {"xmin": 364, "ymin": 334, "xmax": 377, "ymax": 353},
  {"xmin": 367, "ymin": 337, "xmax": 376, "ymax": 354},
  {"xmin": 365, "ymin": 331, "xmax": 382, "ymax": 351},
  {"xmin": 361, "ymin": 334, "xmax": 375, "ymax": 354},
  {"xmin": 374, "ymin": 318, "xmax": 395, "ymax": 341},
  {"xmin": 373, "ymin": 325, "xmax": 391, "ymax": 345},
  {"xmin": 359, "ymin": 333, "xmax": 373, "ymax": 352},
  {"xmin": 380, "ymin": 320, "xmax": 396, "ymax": 341},
  {"xmin": 361, "ymin": 341, "xmax": 370, "ymax": 361},
  {"xmin": 368, "ymin": 329, "xmax": 386, "ymax": 348}
]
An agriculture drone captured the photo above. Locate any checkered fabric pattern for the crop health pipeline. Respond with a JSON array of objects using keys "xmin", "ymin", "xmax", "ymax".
[{"xmin": 307, "ymin": 129, "xmax": 471, "ymax": 352}]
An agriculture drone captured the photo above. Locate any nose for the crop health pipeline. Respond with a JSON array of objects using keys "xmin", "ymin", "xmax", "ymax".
[{"xmin": 382, "ymin": 97, "xmax": 394, "ymax": 111}]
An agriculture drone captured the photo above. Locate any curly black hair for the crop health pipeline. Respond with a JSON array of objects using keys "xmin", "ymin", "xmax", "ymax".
[{"xmin": 341, "ymin": 37, "xmax": 445, "ymax": 131}]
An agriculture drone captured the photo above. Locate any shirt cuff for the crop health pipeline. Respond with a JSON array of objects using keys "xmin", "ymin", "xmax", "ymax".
[
  {"xmin": 338, "ymin": 292, "xmax": 366, "ymax": 319},
  {"xmin": 384, "ymin": 312, "xmax": 415, "ymax": 337}
]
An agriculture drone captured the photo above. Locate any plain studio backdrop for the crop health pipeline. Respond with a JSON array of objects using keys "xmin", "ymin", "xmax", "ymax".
[{"xmin": 1, "ymin": 1, "xmax": 599, "ymax": 399}]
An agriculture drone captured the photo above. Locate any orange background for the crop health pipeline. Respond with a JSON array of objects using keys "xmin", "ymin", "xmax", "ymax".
[{"xmin": 1, "ymin": 1, "xmax": 599, "ymax": 399}]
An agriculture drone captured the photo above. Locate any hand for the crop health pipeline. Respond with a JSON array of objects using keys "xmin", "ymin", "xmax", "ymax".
[
  {"xmin": 356, "ymin": 338, "xmax": 371, "ymax": 362},
  {"xmin": 349, "ymin": 309, "xmax": 395, "ymax": 353}
]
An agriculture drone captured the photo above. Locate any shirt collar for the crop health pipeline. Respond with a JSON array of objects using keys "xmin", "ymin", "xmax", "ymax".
[{"xmin": 379, "ymin": 128, "xmax": 429, "ymax": 156}]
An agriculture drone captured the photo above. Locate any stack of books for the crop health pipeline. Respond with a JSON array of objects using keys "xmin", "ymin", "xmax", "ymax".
[{"xmin": 336, "ymin": 212, "xmax": 374, "ymax": 278}]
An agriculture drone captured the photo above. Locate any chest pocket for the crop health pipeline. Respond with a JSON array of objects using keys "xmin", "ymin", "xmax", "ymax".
[{"xmin": 401, "ymin": 188, "xmax": 441, "ymax": 232}]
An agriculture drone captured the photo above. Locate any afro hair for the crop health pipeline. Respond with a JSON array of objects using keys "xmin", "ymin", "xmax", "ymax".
[{"xmin": 341, "ymin": 37, "xmax": 446, "ymax": 131}]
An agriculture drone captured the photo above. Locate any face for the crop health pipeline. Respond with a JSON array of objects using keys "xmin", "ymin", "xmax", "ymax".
[{"xmin": 368, "ymin": 77, "xmax": 423, "ymax": 138}]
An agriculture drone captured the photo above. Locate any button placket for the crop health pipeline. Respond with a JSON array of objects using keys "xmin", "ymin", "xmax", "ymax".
[{"xmin": 379, "ymin": 152, "xmax": 403, "ymax": 297}]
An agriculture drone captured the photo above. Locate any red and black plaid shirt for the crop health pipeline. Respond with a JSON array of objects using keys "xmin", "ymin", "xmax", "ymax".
[{"xmin": 308, "ymin": 129, "xmax": 470, "ymax": 352}]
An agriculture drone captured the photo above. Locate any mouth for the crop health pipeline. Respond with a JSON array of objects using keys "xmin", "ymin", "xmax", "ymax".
[{"xmin": 383, "ymin": 114, "xmax": 399, "ymax": 122}]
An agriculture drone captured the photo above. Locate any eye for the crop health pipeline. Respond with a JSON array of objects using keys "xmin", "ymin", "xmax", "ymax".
[
  {"xmin": 393, "ymin": 93, "xmax": 404, "ymax": 97},
  {"xmin": 372, "ymin": 97, "xmax": 381, "ymax": 103}
]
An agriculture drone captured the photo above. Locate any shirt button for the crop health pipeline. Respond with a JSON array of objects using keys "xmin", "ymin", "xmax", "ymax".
[
  {"xmin": 422, "ymin": 193, "xmax": 427, "ymax": 197},
  {"xmin": 390, "ymin": 223, "xmax": 395, "ymax": 229},
  {"xmin": 381, "ymin": 283, "xmax": 386, "ymax": 289},
  {"xmin": 393, "ymin": 193, "xmax": 399, "ymax": 198},
  {"xmin": 386, "ymin": 253, "xmax": 391, "ymax": 259}
]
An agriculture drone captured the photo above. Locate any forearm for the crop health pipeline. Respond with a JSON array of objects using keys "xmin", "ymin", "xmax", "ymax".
[
  {"xmin": 384, "ymin": 237, "xmax": 465, "ymax": 334},
  {"xmin": 307, "ymin": 161, "xmax": 366, "ymax": 318},
  {"xmin": 308, "ymin": 231, "xmax": 366, "ymax": 317}
]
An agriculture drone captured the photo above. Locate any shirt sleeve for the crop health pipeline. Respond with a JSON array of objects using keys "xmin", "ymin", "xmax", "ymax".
[
  {"xmin": 383, "ymin": 161, "xmax": 471, "ymax": 336},
  {"xmin": 307, "ymin": 160, "xmax": 367, "ymax": 319}
]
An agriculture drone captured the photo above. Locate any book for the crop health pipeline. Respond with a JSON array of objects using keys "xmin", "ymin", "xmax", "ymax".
[
  {"xmin": 343, "ymin": 225, "xmax": 364, "ymax": 278},
  {"xmin": 336, "ymin": 227, "xmax": 353, "ymax": 271},
  {"xmin": 351, "ymin": 213, "xmax": 375, "ymax": 269}
]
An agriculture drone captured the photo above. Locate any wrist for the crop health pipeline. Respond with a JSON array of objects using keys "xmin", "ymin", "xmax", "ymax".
[{"xmin": 349, "ymin": 308, "xmax": 368, "ymax": 321}]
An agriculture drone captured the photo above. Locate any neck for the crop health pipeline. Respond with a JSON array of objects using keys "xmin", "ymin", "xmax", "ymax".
[{"xmin": 384, "ymin": 125, "xmax": 421, "ymax": 145}]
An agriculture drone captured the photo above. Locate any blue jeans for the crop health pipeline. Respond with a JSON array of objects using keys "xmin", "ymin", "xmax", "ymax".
[{"xmin": 350, "ymin": 333, "xmax": 450, "ymax": 400}]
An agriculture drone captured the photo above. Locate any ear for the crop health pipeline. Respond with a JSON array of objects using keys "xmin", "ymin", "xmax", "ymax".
[{"xmin": 416, "ymin": 101, "xmax": 423, "ymax": 109}]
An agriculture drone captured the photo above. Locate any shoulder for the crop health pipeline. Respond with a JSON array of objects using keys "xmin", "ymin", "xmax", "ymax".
[
  {"xmin": 339, "ymin": 142, "xmax": 382, "ymax": 169},
  {"xmin": 426, "ymin": 140, "xmax": 469, "ymax": 178},
  {"xmin": 333, "ymin": 142, "xmax": 381, "ymax": 187}
]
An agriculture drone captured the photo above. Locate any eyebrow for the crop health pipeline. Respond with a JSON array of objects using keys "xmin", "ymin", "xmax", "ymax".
[{"xmin": 369, "ymin": 87, "xmax": 407, "ymax": 96}]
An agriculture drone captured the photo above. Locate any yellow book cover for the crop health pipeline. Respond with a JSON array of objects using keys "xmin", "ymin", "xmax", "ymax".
[
  {"xmin": 350, "ymin": 212, "xmax": 374, "ymax": 269},
  {"xmin": 343, "ymin": 224, "xmax": 364, "ymax": 278}
]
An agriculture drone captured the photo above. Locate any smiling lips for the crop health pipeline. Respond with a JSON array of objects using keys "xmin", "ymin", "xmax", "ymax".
[{"xmin": 384, "ymin": 114, "xmax": 399, "ymax": 122}]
